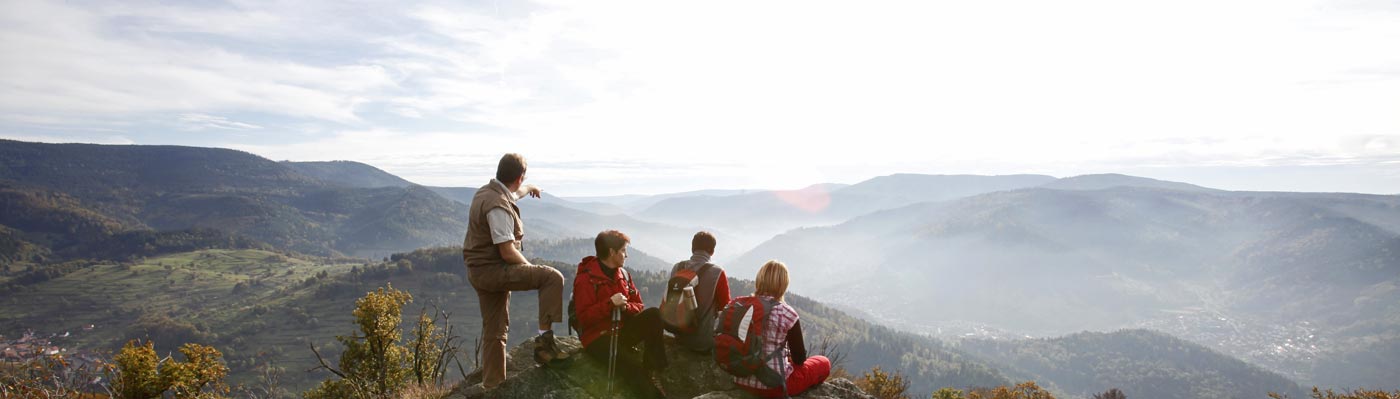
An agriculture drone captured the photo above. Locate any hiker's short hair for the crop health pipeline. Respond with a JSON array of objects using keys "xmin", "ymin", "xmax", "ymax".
[
  {"xmin": 495, "ymin": 153, "xmax": 528, "ymax": 183},
  {"xmin": 691, "ymin": 231, "xmax": 717, "ymax": 255},
  {"xmin": 755, "ymin": 260, "xmax": 789, "ymax": 301},
  {"xmin": 594, "ymin": 230, "xmax": 631, "ymax": 260}
]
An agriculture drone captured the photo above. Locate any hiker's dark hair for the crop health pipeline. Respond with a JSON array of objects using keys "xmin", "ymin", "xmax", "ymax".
[
  {"xmin": 692, "ymin": 231, "xmax": 717, "ymax": 255},
  {"xmin": 496, "ymin": 153, "xmax": 528, "ymax": 184},
  {"xmin": 594, "ymin": 230, "xmax": 631, "ymax": 260}
]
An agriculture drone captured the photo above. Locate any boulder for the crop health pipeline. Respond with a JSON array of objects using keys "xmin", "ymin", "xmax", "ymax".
[{"xmin": 445, "ymin": 335, "xmax": 872, "ymax": 399}]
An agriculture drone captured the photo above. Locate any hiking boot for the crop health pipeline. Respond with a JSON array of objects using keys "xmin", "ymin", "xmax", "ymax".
[{"xmin": 533, "ymin": 330, "xmax": 570, "ymax": 366}]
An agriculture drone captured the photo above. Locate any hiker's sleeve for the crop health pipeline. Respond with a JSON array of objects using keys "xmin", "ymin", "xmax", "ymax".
[
  {"xmin": 577, "ymin": 278, "xmax": 610, "ymax": 326},
  {"xmin": 485, "ymin": 208, "xmax": 516, "ymax": 245},
  {"xmin": 787, "ymin": 320, "xmax": 807, "ymax": 363},
  {"xmin": 624, "ymin": 279, "xmax": 644, "ymax": 316},
  {"xmin": 714, "ymin": 271, "xmax": 731, "ymax": 310}
]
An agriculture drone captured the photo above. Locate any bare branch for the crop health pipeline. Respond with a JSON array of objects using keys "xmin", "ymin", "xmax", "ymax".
[{"xmin": 307, "ymin": 343, "xmax": 347, "ymax": 379}]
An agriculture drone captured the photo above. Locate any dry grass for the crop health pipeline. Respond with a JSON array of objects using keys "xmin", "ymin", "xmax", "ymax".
[{"xmin": 399, "ymin": 383, "xmax": 454, "ymax": 399}]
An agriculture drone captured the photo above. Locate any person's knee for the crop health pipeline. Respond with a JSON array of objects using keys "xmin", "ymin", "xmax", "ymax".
[
  {"xmin": 535, "ymin": 265, "xmax": 563, "ymax": 287},
  {"xmin": 637, "ymin": 307, "xmax": 663, "ymax": 326},
  {"xmin": 808, "ymin": 355, "xmax": 832, "ymax": 378},
  {"xmin": 483, "ymin": 324, "xmax": 510, "ymax": 341},
  {"xmin": 645, "ymin": 308, "xmax": 671, "ymax": 336},
  {"xmin": 547, "ymin": 267, "xmax": 563, "ymax": 285}
]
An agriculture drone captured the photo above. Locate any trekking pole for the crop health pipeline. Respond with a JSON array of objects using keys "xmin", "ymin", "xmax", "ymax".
[{"xmin": 607, "ymin": 306, "xmax": 621, "ymax": 397}]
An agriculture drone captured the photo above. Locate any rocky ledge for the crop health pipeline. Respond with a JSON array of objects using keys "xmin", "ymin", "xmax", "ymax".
[{"xmin": 445, "ymin": 335, "xmax": 872, "ymax": 399}]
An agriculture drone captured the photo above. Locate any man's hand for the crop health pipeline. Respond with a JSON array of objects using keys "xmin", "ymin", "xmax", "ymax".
[
  {"xmin": 610, "ymin": 293, "xmax": 627, "ymax": 307},
  {"xmin": 519, "ymin": 184, "xmax": 542, "ymax": 199}
]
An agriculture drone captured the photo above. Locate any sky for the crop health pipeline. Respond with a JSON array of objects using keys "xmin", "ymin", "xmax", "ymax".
[{"xmin": 2, "ymin": 0, "xmax": 1398, "ymax": 196}]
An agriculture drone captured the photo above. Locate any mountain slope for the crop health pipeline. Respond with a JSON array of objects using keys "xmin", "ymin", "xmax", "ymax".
[
  {"xmin": 960, "ymin": 330, "xmax": 1305, "ymax": 399},
  {"xmin": 733, "ymin": 186, "xmax": 1400, "ymax": 388},
  {"xmin": 282, "ymin": 160, "xmax": 415, "ymax": 188},
  {"xmin": 0, "ymin": 140, "xmax": 469, "ymax": 257},
  {"xmin": 1040, "ymin": 173, "xmax": 1216, "ymax": 192},
  {"xmin": 565, "ymin": 188, "xmax": 758, "ymax": 213},
  {"xmin": 0, "ymin": 241, "xmax": 1009, "ymax": 396},
  {"xmin": 638, "ymin": 175, "xmax": 1056, "ymax": 229},
  {"xmin": 633, "ymin": 175, "xmax": 1057, "ymax": 259}
]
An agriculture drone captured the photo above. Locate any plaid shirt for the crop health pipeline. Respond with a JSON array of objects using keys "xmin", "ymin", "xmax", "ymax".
[{"xmin": 734, "ymin": 296, "xmax": 799, "ymax": 390}]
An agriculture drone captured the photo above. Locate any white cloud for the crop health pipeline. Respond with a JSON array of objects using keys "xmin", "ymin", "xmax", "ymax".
[
  {"xmin": 0, "ymin": 0, "xmax": 395, "ymax": 124},
  {"xmin": 3, "ymin": 0, "xmax": 1399, "ymax": 194},
  {"xmin": 177, "ymin": 113, "xmax": 263, "ymax": 131}
]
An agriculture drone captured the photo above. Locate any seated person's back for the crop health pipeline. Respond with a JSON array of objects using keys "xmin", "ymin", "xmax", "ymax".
[
  {"xmin": 727, "ymin": 260, "xmax": 831, "ymax": 398},
  {"xmin": 664, "ymin": 231, "xmax": 731, "ymax": 352}
]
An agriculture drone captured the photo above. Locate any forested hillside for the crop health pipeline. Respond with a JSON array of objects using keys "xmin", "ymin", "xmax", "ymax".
[
  {"xmin": 0, "ymin": 239, "xmax": 1011, "ymax": 396},
  {"xmin": 960, "ymin": 330, "xmax": 1305, "ymax": 399},
  {"xmin": 0, "ymin": 140, "xmax": 469, "ymax": 258},
  {"xmin": 734, "ymin": 185, "xmax": 1400, "ymax": 388},
  {"xmin": 4, "ymin": 139, "xmax": 1389, "ymax": 397}
]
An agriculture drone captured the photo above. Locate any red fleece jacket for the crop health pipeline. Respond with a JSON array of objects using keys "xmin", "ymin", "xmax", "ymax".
[{"xmin": 573, "ymin": 256, "xmax": 644, "ymax": 347}]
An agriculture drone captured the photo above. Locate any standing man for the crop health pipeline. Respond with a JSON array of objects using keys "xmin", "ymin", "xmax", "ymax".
[{"xmin": 463, "ymin": 153, "xmax": 568, "ymax": 390}]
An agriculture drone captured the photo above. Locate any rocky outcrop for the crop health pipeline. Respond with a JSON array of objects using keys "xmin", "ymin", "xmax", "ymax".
[{"xmin": 446, "ymin": 336, "xmax": 872, "ymax": 399}]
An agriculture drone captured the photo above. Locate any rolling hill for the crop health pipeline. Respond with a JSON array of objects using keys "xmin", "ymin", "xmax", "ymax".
[
  {"xmin": 632, "ymin": 175, "xmax": 1058, "ymax": 259},
  {"xmin": 282, "ymin": 160, "xmax": 415, "ymax": 189},
  {"xmin": 732, "ymin": 185, "xmax": 1400, "ymax": 388},
  {"xmin": 960, "ymin": 329, "xmax": 1305, "ymax": 399},
  {"xmin": 0, "ymin": 140, "xmax": 470, "ymax": 258},
  {"xmin": 1, "ymin": 139, "xmax": 1364, "ymax": 397},
  {"xmin": 0, "ymin": 242, "xmax": 1011, "ymax": 396}
]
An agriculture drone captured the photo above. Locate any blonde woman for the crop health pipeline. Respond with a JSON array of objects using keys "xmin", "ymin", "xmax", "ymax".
[{"xmin": 728, "ymin": 260, "xmax": 831, "ymax": 397}]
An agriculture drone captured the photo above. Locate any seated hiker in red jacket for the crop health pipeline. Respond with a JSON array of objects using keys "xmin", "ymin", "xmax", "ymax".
[
  {"xmin": 732, "ymin": 260, "xmax": 831, "ymax": 398},
  {"xmin": 574, "ymin": 230, "xmax": 669, "ymax": 398}
]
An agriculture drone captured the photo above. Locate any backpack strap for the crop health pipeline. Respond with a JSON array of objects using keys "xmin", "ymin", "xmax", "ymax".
[
  {"xmin": 692, "ymin": 262, "xmax": 717, "ymax": 315},
  {"xmin": 695, "ymin": 262, "xmax": 714, "ymax": 279},
  {"xmin": 756, "ymin": 297, "xmax": 793, "ymax": 396},
  {"xmin": 620, "ymin": 267, "xmax": 636, "ymax": 297},
  {"xmin": 569, "ymin": 276, "xmax": 607, "ymax": 337}
]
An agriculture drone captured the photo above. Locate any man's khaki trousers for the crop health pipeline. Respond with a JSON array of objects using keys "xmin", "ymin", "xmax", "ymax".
[{"xmin": 467, "ymin": 263, "xmax": 564, "ymax": 389}]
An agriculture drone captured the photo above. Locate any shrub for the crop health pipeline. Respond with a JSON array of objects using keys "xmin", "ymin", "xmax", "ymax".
[
  {"xmin": 857, "ymin": 366, "xmax": 910, "ymax": 399},
  {"xmin": 305, "ymin": 284, "xmax": 414, "ymax": 399}
]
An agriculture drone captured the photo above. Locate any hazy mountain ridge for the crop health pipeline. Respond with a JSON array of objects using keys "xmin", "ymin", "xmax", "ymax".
[
  {"xmin": 282, "ymin": 160, "xmax": 415, "ymax": 189},
  {"xmin": 960, "ymin": 329, "xmax": 1306, "ymax": 399},
  {"xmin": 1039, "ymin": 173, "xmax": 1216, "ymax": 192},
  {"xmin": 638, "ymin": 175, "xmax": 1055, "ymax": 227},
  {"xmin": 629, "ymin": 175, "xmax": 1059, "ymax": 261},
  {"xmin": 565, "ymin": 188, "xmax": 760, "ymax": 213},
  {"xmin": 1, "ymin": 139, "xmax": 1388, "ymax": 395},
  {"xmin": 732, "ymin": 186, "xmax": 1400, "ymax": 388}
]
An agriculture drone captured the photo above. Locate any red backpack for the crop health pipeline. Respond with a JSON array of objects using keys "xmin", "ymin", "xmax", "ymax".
[
  {"xmin": 714, "ymin": 295, "xmax": 788, "ymax": 389},
  {"xmin": 660, "ymin": 262, "xmax": 713, "ymax": 334}
]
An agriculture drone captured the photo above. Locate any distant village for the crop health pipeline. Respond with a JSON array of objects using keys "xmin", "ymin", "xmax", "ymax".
[{"xmin": 1, "ymin": 325, "xmax": 100, "ymax": 365}]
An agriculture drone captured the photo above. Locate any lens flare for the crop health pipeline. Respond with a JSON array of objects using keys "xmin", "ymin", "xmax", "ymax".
[{"xmin": 772, "ymin": 185, "xmax": 832, "ymax": 213}]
